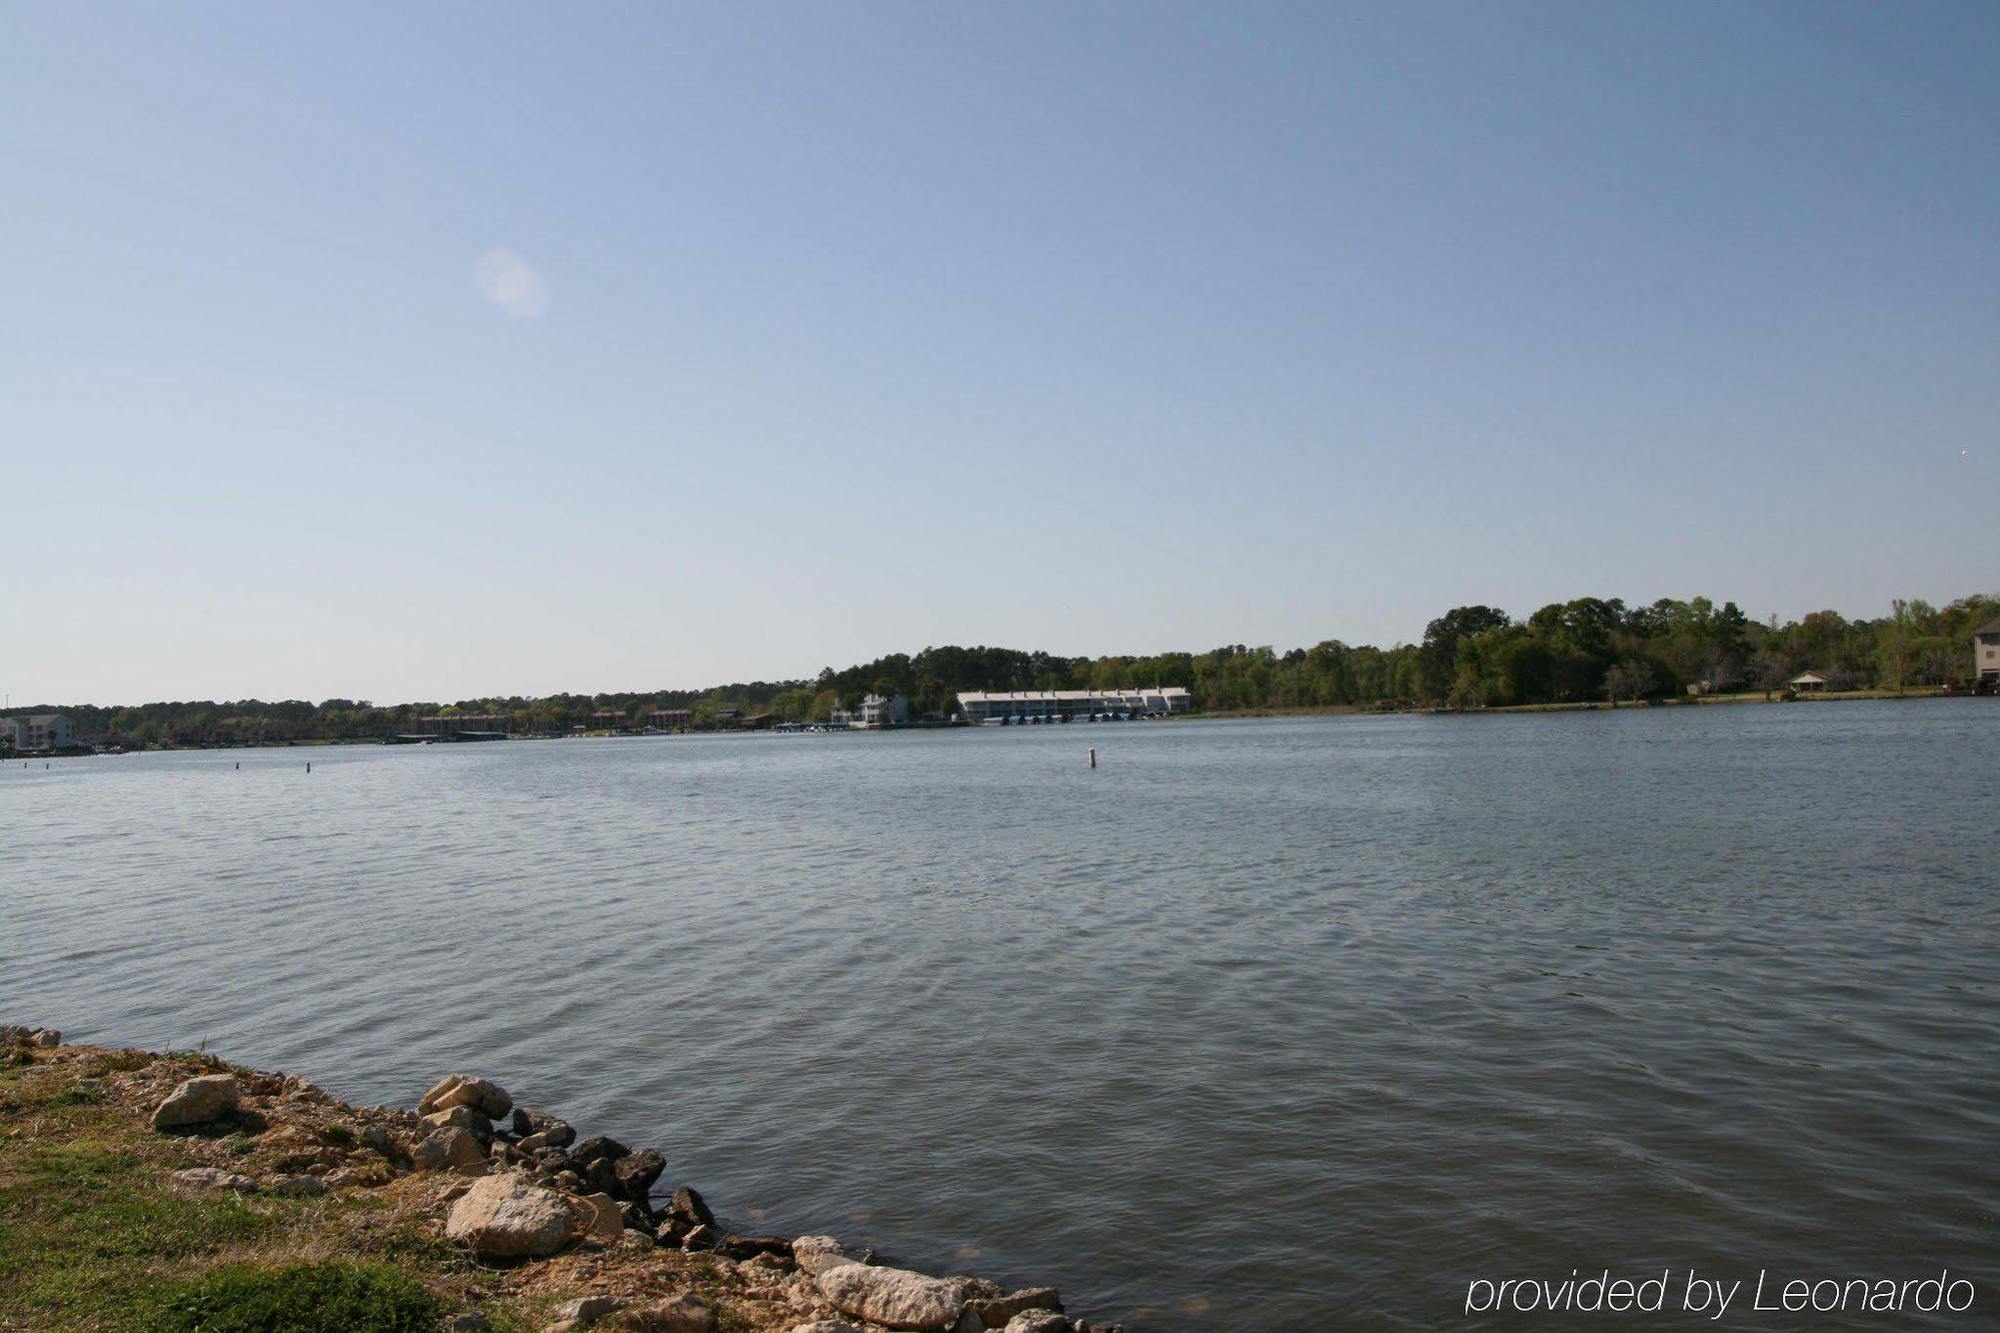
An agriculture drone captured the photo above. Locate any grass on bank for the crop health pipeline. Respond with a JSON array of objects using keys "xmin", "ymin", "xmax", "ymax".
[
  {"xmin": 0, "ymin": 1050, "xmax": 522, "ymax": 1332},
  {"xmin": 148, "ymin": 1261, "xmax": 441, "ymax": 1332}
]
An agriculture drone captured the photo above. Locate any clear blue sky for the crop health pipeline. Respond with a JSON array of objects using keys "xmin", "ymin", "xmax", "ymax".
[{"xmin": 4, "ymin": 2, "xmax": 1995, "ymax": 705}]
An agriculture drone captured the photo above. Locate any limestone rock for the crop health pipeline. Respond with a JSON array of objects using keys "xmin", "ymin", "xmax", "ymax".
[
  {"xmin": 580, "ymin": 1157, "xmax": 622, "ymax": 1198},
  {"xmin": 969, "ymin": 1289, "xmax": 1063, "ymax": 1329},
  {"xmin": 421, "ymin": 1074, "xmax": 513, "ymax": 1120},
  {"xmin": 30, "ymin": 1028, "xmax": 60, "ymax": 1047},
  {"xmin": 607, "ymin": 1293, "xmax": 714, "ymax": 1332},
  {"xmin": 267, "ymin": 1173, "xmax": 327, "ymax": 1197},
  {"xmin": 515, "ymin": 1109, "xmax": 576, "ymax": 1148},
  {"xmin": 573, "ymin": 1191, "xmax": 625, "ymax": 1242},
  {"xmin": 426, "ymin": 1105, "xmax": 496, "ymax": 1138},
  {"xmin": 152, "ymin": 1074, "xmax": 241, "ymax": 1129},
  {"xmin": 170, "ymin": 1167, "xmax": 258, "ymax": 1192},
  {"xmin": 445, "ymin": 1172, "xmax": 577, "ymax": 1259},
  {"xmin": 613, "ymin": 1148, "xmax": 666, "ymax": 1200},
  {"xmin": 552, "ymin": 1294, "xmax": 624, "ymax": 1326},
  {"xmin": 570, "ymin": 1135, "xmax": 629, "ymax": 1167},
  {"xmin": 414, "ymin": 1126, "xmax": 488, "ymax": 1172},
  {"xmin": 717, "ymin": 1233, "xmax": 793, "ymax": 1261},
  {"xmin": 816, "ymin": 1264, "xmax": 968, "ymax": 1331},
  {"xmin": 1000, "ymin": 1315, "xmax": 1071, "ymax": 1333},
  {"xmin": 787, "ymin": 1323, "xmax": 865, "ymax": 1333},
  {"xmin": 662, "ymin": 1184, "xmax": 715, "ymax": 1235},
  {"xmin": 793, "ymin": 1235, "xmax": 857, "ymax": 1276}
]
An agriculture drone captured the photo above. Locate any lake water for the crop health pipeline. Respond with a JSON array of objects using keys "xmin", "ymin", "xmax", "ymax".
[{"xmin": 5, "ymin": 704, "xmax": 1997, "ymax": 1328}]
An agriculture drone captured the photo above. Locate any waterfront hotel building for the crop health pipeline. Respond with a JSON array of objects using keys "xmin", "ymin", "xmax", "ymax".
[{"xmin": 956, "ymin": 687, "xmax": 1192, "ymax": 723}]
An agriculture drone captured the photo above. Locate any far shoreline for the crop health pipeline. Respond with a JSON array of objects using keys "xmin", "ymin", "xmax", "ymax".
[
  {"xmin": 1180, "ymin": 687, "xmax": 1979, "ymax": 720},
  {"xmin": 9, "ymin": 688, "xmax": 1987, "ymax": 758}
]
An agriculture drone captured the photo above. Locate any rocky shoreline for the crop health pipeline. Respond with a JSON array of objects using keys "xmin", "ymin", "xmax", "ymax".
[{"xmin": 1, "ymin": 1025, "xmax": 1120, "ymax": 1333}]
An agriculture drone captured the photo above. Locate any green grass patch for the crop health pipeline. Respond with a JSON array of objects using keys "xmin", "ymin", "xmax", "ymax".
[
  {"xmin": 83, "ymin": 1050, "xmax": 159, "ymax": 1075},
  {"xmin": 0, "ymin": 1139, "xmax": 275, "ymax": 1327},
  {"xmin": 147, "ymin": 1260, "xmax": 442, "ymax": 1332}
]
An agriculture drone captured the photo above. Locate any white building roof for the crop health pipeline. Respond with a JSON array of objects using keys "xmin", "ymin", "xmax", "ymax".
[{"xmin": 956, "ymin": 687, "xmax": 1189, "ymax": 703}]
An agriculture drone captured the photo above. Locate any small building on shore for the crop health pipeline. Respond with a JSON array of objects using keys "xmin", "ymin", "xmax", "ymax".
[
  {"xmin": 956, "ymin": 687, "xmax": 1192, "ymax": 723},
  {"xmin": 829, "ymin": 693, "xmax": 909, "ymax": 729},
  {"xmin": 647, "ymin": 708, "xmax": 692, "ymax": 730},
  {"xmin": 1788, "ymin": 671, "xmax": 1830, "ymax": 692},
  {"xmin": 413, "ymin": 714, "xmax": 512, "ymax": 738},
  {"xmin": 856, "ymin": 694, "xmax": 909, "ymax": 729},
  {"xmin": 1, "ymin": 713, "xmax": 74, "ymax": 751},
  {"xmin": 1975, "ymin": 616, "xmax": 2000, "ymax": 685}
]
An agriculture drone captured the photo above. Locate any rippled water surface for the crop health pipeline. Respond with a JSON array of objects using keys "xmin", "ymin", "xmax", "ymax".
[{"xmin": 6, "ymin": 705, "xmax": 1998, "ymax": 1327}]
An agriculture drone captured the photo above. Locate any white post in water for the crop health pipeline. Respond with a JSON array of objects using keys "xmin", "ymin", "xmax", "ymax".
[{"xmin": 1088, "ymin": 747, "xmax": 1097, "ymax": 769}]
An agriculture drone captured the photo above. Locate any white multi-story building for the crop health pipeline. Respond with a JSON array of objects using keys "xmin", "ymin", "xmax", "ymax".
[
  {"xmin": 1, "ymin": 713, "xmax": 74, "ymax": 751},
  {"xmin": 955, "ymin": 687, "xmax": 1191, "ymax": 723},
  {"xmin": 832, "ymin": 693, "xmax": 910, "ymax": 729},
  {"xmin": 1975, "ymin": 615, "xmax": 2000, "ymax": 684},
  {"xmin": 857, "ymin": 693, "xmax": 908, "ymax": 728}
]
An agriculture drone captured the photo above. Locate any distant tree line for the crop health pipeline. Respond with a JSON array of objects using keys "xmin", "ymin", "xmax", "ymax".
[
  {"xmin": 1413, "ymin": 593, "xmax": 1996, "ymax": 709},
  {"xmin": 9, "ymin": 592, "xmax": 1993, "ymax": 748}
]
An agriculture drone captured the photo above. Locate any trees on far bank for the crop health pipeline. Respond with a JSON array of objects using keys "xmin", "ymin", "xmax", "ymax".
[
  {"xmin": 1406, "ymin": 592, "xmax": 1993, "ymax": 711},
  {"xmin": 27, "ymin": 592, "xmax": 1997, "ymax": 745}
]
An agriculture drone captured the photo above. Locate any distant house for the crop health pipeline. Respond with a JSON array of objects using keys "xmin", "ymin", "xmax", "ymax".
[
  {"xmin": 829, "ymin": 694, "xmax": 910, "ymax": 730},
  {"xmin": 589, "ymin": 710, "xmax": 629, "ymax": 732},
  {"xmin": 647, "ymin": 709, "xmax": 692, "ymax": 730},
  {"xmin": 1, "ymin": 714, "xmax": 74, "ymax": 751},
  {"xmin": 1975, "ymin": 616, "xmax": 2000, "ymax": 685},
  {"xmin": 856, "ymin": 694, "xmax": 909, "ymax": 729},
  {"xmin": 1788, "ymin": 671, "xmax": 1830, "ymax": 692},
  {"xmin": 415, "ymin": 714, "xmax": 511, "ymax": 738}
]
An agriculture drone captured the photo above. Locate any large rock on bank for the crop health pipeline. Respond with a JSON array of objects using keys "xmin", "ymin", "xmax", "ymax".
[
  {"xmin": 445, "ymin": 1172, "xmax": 577, "ymax": 1258},
  {"xmin": 152, "ymin": 1073, "xmax": 241, "ymax": 1129},
  {"xmin": 815, "ymin": 1263, "xmax": 968, "ymax": 1330},
  {"xmin": 1000, "ymin": 1315, "xmax": 1072, "ymax": 1333},
  {"xmin": 968, "ymin": 1289, "xmax": 1064, "ymax": 1329},
  {"xmin": 421, "ymin": 1073, "xmax": 513, "ymax": 1120},
  {"xmin": 792, "ymin": 1236, "xmax": 855, "ymax": 1276},
  {"xmin": 169, "ymin": 1167, "xmax": 258, "ymax": 1193},
  {"xmin": 414, "ymin": 1125, "xmax": 488, "ymax": 1172},
  {"xmin": 604, "ymin": 1293, "xmax": 714, "ymax": 1331}
]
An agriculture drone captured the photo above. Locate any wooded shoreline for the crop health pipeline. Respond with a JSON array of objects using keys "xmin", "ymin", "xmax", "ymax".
[{"xmin": 8, "ymin": 592, "xmax": 1993, "ymax": 750}]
